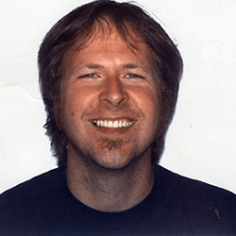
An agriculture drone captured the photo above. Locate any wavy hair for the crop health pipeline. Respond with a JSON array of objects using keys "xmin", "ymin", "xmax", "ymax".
[{"xmin": 38, "ymin": 0, "xmax": 183, "ymax": 166}]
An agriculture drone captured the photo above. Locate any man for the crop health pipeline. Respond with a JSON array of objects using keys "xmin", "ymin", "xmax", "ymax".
[{"xmin": 0, "ymin": 0, "xmax": 235, "ymax": 235}]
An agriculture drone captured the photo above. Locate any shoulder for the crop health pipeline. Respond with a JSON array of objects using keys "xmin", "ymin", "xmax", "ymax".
[
  {"xmin": 155, "ymin": 164, "xmax": 236, "ymax": 202},
  {"xmin": 154, "ymin": 165, "xmax": 236, "ymax": 233},
  {"xmin": 0, "ymin": 167, "xmax": 65, "ymax": 201},
  {"xmin": 0, "ymin": 167, "xmax": 68, "ymax": 235},
  {"xmin": 0, "ymin": 167, "xmax": 66, "ymax": 219}
]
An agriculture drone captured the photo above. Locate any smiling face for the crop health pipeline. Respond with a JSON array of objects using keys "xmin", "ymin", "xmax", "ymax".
[{"xmin": 59, "ymin": 26, "xmax": 161, "ymax": 170}]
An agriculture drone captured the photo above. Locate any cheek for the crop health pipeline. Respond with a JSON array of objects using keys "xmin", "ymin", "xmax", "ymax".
[
  {"xmin": 63, "ymin": 85, "xmax": 97, "ymax": 118},
  {"xmin": 143, "ymin": 96, "xmax": 159, "ymax": 133},
  {"xmin": 131, "ymin": 86, "xmax": 159, "ymax": 121}
]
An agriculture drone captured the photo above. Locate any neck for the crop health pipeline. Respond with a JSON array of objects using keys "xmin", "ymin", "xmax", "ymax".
[{"xmin": 66, "ymin": 148, "xmax": 154, "ymax": 212}]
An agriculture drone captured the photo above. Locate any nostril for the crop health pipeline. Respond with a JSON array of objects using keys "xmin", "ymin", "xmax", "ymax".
[
  {"xmin": 101, "ymin": 92, "xmax": 128, "ymax": 107},
  {"xmin": 99, "ymin": 78, "xmax": 129, "ymax": 106}
]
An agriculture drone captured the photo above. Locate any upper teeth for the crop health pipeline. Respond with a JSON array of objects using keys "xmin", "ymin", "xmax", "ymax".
[{"xmin": 93, "ymin": 120, "xmax": 133, "ymax": 128}]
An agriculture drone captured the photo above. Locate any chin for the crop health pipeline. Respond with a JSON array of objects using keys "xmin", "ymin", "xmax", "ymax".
[{"xmin": 92, "ymin": 151, "xmax": 137, "ymax": 171}]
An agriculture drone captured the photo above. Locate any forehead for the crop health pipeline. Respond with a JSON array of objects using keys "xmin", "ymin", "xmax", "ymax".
[
  {"xmin": 84, "ymin": 20, "xmax": 145, "ymax": 47},
  {"xmin": 82, "ymin": 32, "xmax": 146, "ymax": 55},
  {"xmin": 64, "ymin": 22, "xmax": 154, "ymax": 71}
]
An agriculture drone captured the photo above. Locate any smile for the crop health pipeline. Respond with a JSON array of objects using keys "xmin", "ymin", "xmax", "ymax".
[{"xmin": 92, "ymin": 120, "xmax": 134, "ymax": 128}]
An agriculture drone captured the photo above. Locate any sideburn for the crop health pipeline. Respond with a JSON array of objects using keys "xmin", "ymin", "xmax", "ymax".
[{"xmin": 52, "ymin": 82, "xmax": 65, "ymax": 132}]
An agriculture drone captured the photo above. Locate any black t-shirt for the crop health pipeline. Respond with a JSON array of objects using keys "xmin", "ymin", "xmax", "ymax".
[{"xmin": 0, "ymin": 165, "xmax": 236, "ymax": 236}]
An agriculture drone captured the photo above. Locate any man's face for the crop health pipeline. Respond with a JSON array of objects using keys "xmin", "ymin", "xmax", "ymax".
[{"xmin": 60, "ymin": 26, "xmax": 161, "ymax": 170}]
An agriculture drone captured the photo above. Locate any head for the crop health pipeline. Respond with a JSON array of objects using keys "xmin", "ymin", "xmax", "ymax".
[{"xmin": 38, "ymin": 0, "xmax": 183, "ymax": 167}]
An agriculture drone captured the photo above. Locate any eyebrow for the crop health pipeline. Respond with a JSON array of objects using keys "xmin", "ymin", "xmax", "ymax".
[
  {"xmin": 72, "ymin": 62, "xmax": 150, "ymax": 73},
  {"xmin": 70, "ymin": 63, "xmax": 104, "ymax": 72},
  {"xmin": 121, "ymin": 63, "xmax": 139, "ymax": 69},
  {"xmin": 84, "ymin": 63, "xmax": 105, "ymax": 69},
  {"xmin": 121, "ymin": 63, "xmax": 150, "ymax": 73},
  {"xmin": 83, "ymin": 63, "xmax": 140, "ymax": 69}
]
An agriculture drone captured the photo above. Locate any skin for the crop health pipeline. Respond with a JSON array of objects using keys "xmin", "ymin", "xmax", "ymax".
[{"xmin": 60, "ymin": 25, "xmax": 161, "ymax": 212}]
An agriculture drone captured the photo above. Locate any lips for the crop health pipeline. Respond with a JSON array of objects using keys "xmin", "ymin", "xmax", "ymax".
[{"xmin": 92, "ymin": 119, "xmax": 134, "ymax": 129}]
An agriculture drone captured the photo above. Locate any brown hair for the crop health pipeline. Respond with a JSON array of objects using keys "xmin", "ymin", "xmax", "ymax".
[{"xmin": 38, "ymin": 0, "xmax": 183, "ymax": 166}]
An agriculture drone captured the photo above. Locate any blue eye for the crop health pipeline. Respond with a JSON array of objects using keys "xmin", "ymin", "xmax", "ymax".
[
  {"xmin": 126, "ymin": 74, "xmax": 144, "ymax": 79},
  {"xmin": 78, "ymin": 73, "xmax": 98, "ymax": 79}
]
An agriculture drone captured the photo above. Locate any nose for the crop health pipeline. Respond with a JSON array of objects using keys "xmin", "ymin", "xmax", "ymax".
[{"xmin": 99, "ymin": 76, "xmax": 129, "ymax": 107}]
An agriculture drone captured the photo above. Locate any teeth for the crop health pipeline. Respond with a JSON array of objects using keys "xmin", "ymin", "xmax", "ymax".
[
  {"xmin": 93, "ymin": 120, "xmax": 133, "ymax": 128},
  {"xmin": 114, "ymin": 121, "xmax": 118, "ymax": 128},
  {"xmin": 108, "ymin": 121, "xmax": 112, "ymax": 128},
  {"xmin": 104, "ymin": 120, "xmax": 108, "ymax": 127}
]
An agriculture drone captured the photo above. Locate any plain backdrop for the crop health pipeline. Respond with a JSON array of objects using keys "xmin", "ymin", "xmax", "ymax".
[{"xmin": 0, "ymin": 0, "xmax": 236, "ymax": 194}]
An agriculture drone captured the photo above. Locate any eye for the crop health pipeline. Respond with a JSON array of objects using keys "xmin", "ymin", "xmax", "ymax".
[
  {"xmin": 78, "ymin": 73, "xmax": 98, "ymax": 79},
  {"xmin": 126, "ymin": 74, "xmax": 144, "ymax": 79}
]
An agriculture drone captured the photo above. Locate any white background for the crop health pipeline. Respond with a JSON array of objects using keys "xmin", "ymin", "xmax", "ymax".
[{"xmin": 0, "ymin": 0, "xmax": 236, "ymax": 194}]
